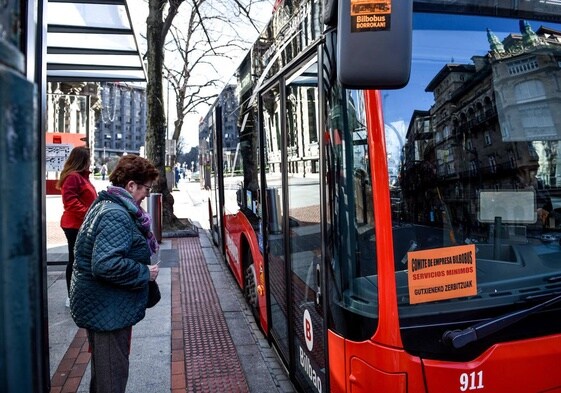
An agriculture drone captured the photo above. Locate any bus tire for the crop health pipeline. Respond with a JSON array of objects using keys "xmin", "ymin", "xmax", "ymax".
[{"xmin": 244, "ymin": 258, "xmax": 260, "ymax": 322}]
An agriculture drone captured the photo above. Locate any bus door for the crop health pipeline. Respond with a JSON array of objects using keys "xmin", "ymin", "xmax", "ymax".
[
  {"xmin": 261, "ymin": 82, "xmax": 290, "ymax": 362},
  {"xmin": 260, "ymin": 56, "xmax": 326, "ymax": 392},
  {"xmin": 285, "ymin": 57, "xmax": 326, "ymax": 392},
  {"xmin": 209, "ymin": 105, "xmax": 224, "ymax": 250}
]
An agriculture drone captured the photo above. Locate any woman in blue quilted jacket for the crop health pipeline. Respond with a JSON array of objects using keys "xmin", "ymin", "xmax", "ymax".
[{"xmin": 70, "ymin": 154, "xmax": 160, "ymax": 393}]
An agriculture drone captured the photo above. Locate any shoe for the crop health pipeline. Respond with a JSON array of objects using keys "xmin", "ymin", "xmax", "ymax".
[{"xmin": 65, "ymin": 297, "xmax": 70, "ymax": 308}]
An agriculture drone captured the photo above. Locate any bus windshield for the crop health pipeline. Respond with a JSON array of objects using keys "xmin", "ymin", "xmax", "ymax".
[{"xmin": 380, "ymin": 12, "xmax": 561, "ymax": 360}]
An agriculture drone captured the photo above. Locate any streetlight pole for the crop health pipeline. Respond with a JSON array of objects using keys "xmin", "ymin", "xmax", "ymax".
[{"xmin": 166, "ymin": 77, "xmax": 170, "ymax": 141}]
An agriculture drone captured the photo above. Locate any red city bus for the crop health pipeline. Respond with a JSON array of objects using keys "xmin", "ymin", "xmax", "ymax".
[{"xmin": 202, "ymin": 0, "xmax": 561, "ymax": 391}]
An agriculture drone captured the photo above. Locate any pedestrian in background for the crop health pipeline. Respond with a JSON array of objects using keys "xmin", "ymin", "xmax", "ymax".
[
  {"xmin": 56, "ymin": 146, "xmax": 97, "ymax": 308},
  {"xmin": 69, "ymin": 154, "xmax": 160, "ymax": 393},
  {"xmin": 100, "ymin": 163, "xmax": 107, "ymax": 181},
  {"xmin": 174, "ymin": 163, "xmax": 180, "ymax": 186}
]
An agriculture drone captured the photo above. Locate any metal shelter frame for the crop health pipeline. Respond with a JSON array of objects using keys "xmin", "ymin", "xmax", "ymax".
[
  {"xmin": 47, "ymin": 0, "xmax": 146, "ymax": 82},
  {"xmin": 1, "ymin": 0, "xmax": 146, "ymax": 391}
]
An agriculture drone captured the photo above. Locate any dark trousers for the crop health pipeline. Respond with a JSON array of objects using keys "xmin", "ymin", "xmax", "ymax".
[
  {"xmin": 62, "ymin": 227, "xmax": 79, "ymax": 294},
  {"xmin": 87, "ymin": 327, "xmax": 132, "ymax": 393}
]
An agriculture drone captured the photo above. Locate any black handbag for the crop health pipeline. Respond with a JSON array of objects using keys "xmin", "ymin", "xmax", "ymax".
[{"xmin": 147, "ymin": 281, "xmax": 161, "ymax": 308}]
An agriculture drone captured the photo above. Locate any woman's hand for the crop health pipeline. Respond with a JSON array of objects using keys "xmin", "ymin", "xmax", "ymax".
[{"xmin": 148, "ymin": 264, "xmax": 159, "ymax": 281}]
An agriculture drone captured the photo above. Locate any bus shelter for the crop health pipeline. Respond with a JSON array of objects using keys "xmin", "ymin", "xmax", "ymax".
[{"xmin": 0, "ymin": 0, "xmax": 145, "ymax": 391}]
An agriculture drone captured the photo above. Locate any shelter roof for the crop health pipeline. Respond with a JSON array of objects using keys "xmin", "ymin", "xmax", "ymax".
[{"xmin": 47, "ymin": 0, "xmax": 146, "ymax": 82}]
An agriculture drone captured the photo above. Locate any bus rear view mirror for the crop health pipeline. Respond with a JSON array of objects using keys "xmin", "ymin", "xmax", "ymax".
[{"xmin": 337, "ymin": 0, "xmax": 412, "ymax": 89}]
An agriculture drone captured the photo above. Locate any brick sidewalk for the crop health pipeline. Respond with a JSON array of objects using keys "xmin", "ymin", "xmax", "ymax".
[{"xmin": 48, "ymin": 236, "xmax": 253, "ymax": 392}]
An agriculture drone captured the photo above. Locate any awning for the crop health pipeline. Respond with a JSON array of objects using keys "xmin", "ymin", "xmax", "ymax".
[{"xmin": 46, "ymin": 0, "xmax": 146, "ymax": 82}]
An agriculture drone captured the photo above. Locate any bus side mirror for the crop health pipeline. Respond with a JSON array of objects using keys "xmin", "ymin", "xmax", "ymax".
[{"xmin": 337, "ymin": 0, "xmax": 412, "ymax": 89}]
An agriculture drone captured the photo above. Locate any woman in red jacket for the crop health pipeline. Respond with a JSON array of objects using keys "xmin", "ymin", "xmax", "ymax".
[{"xmin": 56, "ymin": 146, "xmax": 97, "ymax": 307}]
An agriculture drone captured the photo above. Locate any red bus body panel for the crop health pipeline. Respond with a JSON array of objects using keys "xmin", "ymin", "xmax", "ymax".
[
  {"xmin": 331, "ymin": 330, "xmax": 561, "ymax": 393},
  {"xmin": 365, "ymin": 90, "xmax": 403, "ymax": 348},
  {"xmin": 329, "ymin": 330, "xmax": 424, "ymax": 393},
  {"xmin": 222, "ymin": 211, "xmax": 269, "ymax": 332},
  {"xmin": 422, "ymin": 335, "xmax": 561, "ymax": 393},
  {"xmin": 328, "ymin": 331, "xmax": 347, "ymax": 393},
  {"xmin": 222, "ymin": 213, "xmax": 245, "ymax": 286}
]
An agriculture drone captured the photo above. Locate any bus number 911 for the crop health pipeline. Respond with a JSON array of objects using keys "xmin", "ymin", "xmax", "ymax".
[{"xmin": 460, "ymin": 371, "xmax": 484, "ymax": 391}]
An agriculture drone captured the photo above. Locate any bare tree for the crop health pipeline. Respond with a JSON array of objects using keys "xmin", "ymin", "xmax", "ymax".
[
  {"xmin": 145, "ymin": 0, "xmax": 269, "ymax": 231},
  {"xmin": 165, "ymin": 0, "xmax": 265, "ymax": 142},
  {"xmin": 145, "ymin": 0, "xmax": 183, "ymax": 231}
]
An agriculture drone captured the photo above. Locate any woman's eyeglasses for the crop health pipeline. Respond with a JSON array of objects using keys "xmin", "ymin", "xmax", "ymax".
[{"xmin": 136, "ymin": 183, "xmax": 152, "ymax": 192}]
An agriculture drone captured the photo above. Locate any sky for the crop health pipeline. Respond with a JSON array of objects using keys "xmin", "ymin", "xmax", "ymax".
[
  {"xmin": 382, "ymin": 13, "xmax": 561, "ymax": 152},
  {"xmin": 126, "ymin": 5, "xmax": 561, "ymax": 153},
  {"xmin": 127, "ymin": 0, "xmax": 273, "ymax": 151}
]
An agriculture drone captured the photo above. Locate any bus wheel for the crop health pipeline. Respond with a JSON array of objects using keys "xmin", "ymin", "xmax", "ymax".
[{"xmin": 244, "ymin": 262, "xmax": 259, "ymax": 322}]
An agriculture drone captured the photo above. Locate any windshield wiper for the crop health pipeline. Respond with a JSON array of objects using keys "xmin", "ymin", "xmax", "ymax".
[{"xmin": 442, "ymin": 293, "xmax": 561, "ymax": 349}]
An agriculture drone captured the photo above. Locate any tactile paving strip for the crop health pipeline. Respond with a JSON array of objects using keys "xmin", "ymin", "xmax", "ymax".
[{"xmin": 178, "ymin": 237, "xmax": 249, "ymax": 393}]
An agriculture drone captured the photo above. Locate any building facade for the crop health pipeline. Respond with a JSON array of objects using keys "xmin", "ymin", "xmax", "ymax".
[
  {"xmin": 95, "ymin": 82, "xmax": 147, "ymax": 161},
  {"xmin": 401, "ymin": 21, "xmax": 561, "ymax": 237},
  {"xmin": 199, "ymin": 84, "xmax": 240, "ymax": 173}
]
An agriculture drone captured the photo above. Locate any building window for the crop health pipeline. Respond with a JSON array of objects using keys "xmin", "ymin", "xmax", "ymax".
[
  {"xmin": 489, "ymin": 155, "xmax": 497, "ymax": 174},
  {"xmin": 508, "ymin": 150, "xmax": 517, "ymax": 168},
  {"xmin": 520, "ymin": 105, "xmax": 555, "ymax": 130},
  {"xmin": 514, "ymin": 79, "xmax": 545, "ymax": 103},
  {"xmin": 469, "ymin": 160, "xmax": 477, "ymax": 175},
  {"xmin": 447, "ymin": 162, "xmax": 455, "ymax": 175},
  {"xmin": 508, "ymin": 57, "xmax": 538, "ymax": 76},
  {"xmin": 528, "ymin": 142, "xmax": 539, "ymax": 160},
  {"xmin": 484, "ymin": 131, "xmax": 492, "ymax": 146}
]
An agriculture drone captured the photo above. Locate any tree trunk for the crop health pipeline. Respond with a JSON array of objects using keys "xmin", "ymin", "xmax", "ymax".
[
  {"xmin": 146, "ymin": 0, "xmax": 187, "ymax": 231},
  {"xmin": 173, "ymin": 117, "xmax": 183, "ymax": 141}
]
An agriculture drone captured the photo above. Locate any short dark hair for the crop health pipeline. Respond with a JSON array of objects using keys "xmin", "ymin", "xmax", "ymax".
[{"xmin": 109, "ymin": 155, "xmax": 159, "ymax": 188}]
